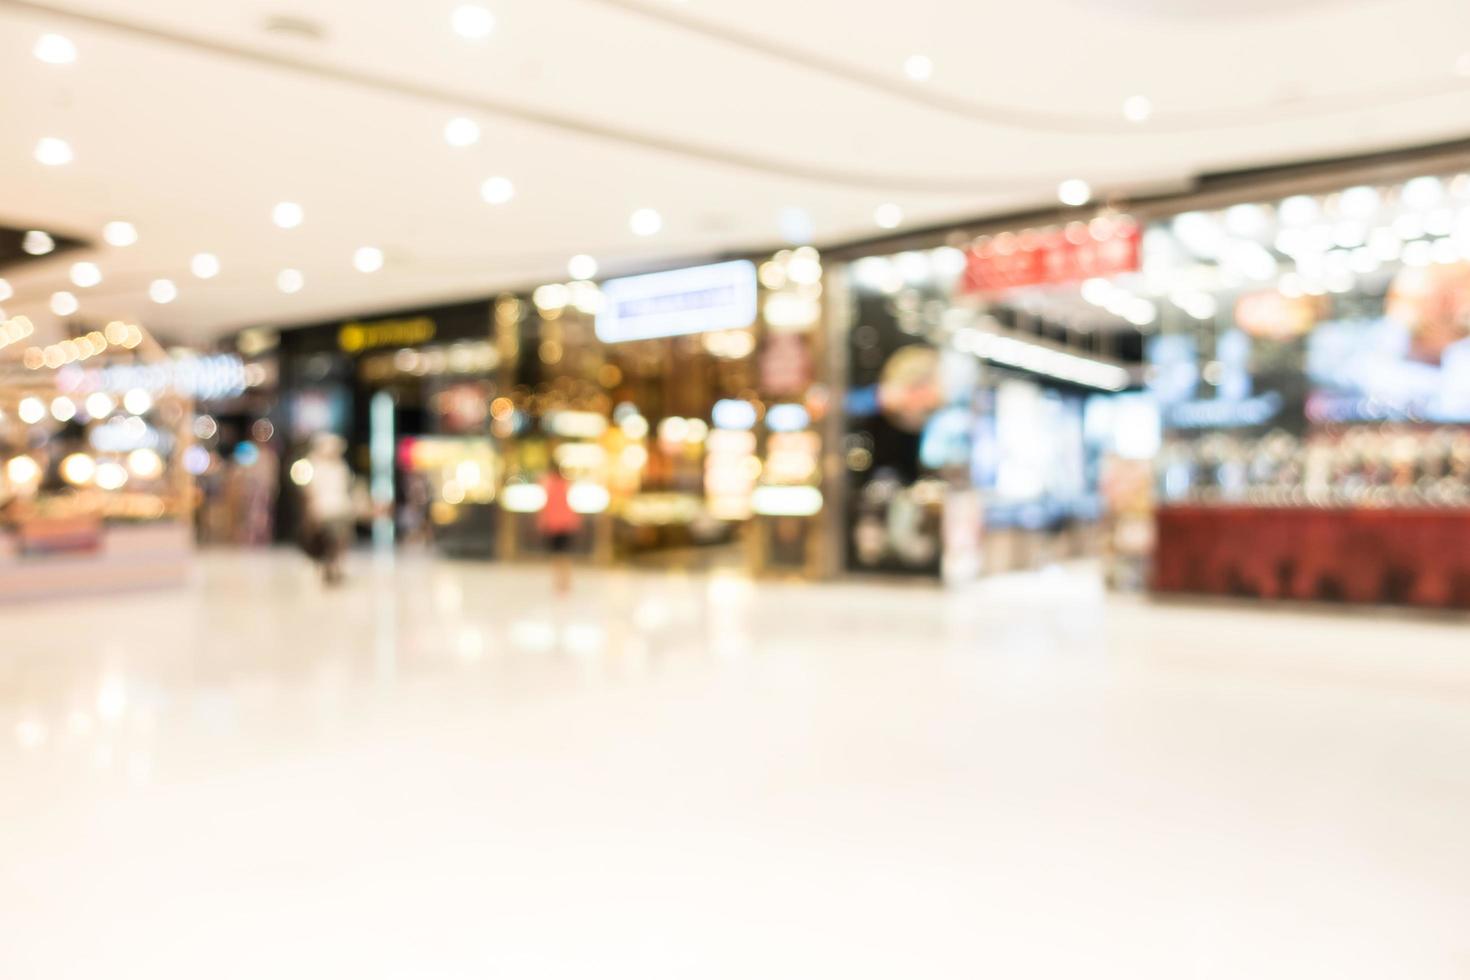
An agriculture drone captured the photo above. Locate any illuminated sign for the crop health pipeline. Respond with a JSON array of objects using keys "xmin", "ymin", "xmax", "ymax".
[
  {"xmin": 338, "ymin": 316, "xmax": 436, "ymax": 353},
  {"xmin": 595, "ymin": 260, "xmax": 757, "ymax": 343}
]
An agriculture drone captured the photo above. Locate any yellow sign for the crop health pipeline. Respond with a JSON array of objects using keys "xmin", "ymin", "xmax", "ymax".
[{"xmin": 338, "ymin": 316, "xmax": 436, "ymax": 353}]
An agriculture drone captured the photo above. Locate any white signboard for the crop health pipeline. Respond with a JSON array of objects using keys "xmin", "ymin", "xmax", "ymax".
[{"xmin": 595, "ymin": 260, "xmax": 757, "ymax": 343}]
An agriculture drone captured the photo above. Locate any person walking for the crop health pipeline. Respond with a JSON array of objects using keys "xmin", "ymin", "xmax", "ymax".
[
  {"xmin": 537, "ymin": 465, "xmax": 582, "ymax": 596},
  {"xmin": 301, "ymin": 433, "xmax": 354, "ymax": 585}
]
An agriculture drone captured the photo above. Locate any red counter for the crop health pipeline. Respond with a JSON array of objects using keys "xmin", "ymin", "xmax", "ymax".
[{"xmin": 1152, "ymin": 506, "xmax": 1470, "ymax": 609}]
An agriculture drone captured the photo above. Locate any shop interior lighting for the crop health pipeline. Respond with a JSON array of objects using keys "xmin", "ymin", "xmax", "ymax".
[
  {"xmin": 149, "ymin": 279, "xmax": 178, "ymax": 304},
  {"xmin": 277, "ymin": 269, "xmax": 305, "ymax": 293},
  {"xmin": 1058, "ymin": 179, "xmax": 1092, "ymax": 207},
  {"xmin": 954, "ymin": 328, "xmax": 1130, "ymax": 392},
  {"xmin": 629, "ymin": 208, "xmax": 662, "ymax": 236},
  {"xmin": 272, "ymin": 201, "xmax": 304, "ymax": 229},
  {"xmin": 765, "ymin": 403, "xmax": 811, "ymax": 432},
  {"xmin": 50, "ymin": 397, "xmax": 76, "ymax": 422},
  {"xmin": 443, "ymin": 116, "xmax": 480, "ymax": 147},
  {"xmin": 0, "ymin": 278, "xmax": 10, "ymax": 301},
  {"xmin": 34, "ymin": 32, "xmax": 76, "ymax": 64},
  {"xmin": 568, "ymin": 482, "xmax": 611, "ymax": 515},
  {"xmin": 18, "ymin": 397, "xmax": 46, "ymax": 424},
  {"xmin": 70, "ymin": 262, "xmax": 102, "ymax": 288},
  {"xmin": 451, "ymin": 3, "xmax": 495, "ymax": 39},
  {"xmin": 22, "ymin": 230, "xmax": 55, "ymax": 256},
  {"xmin": 6, "ymin": 455, "xmax": 41, "ymax": 486},
  {"xmin": 35, "ymin": 137, "xmax": 73, "ymax": 166},
  {"xmin": 191, "ymin": 253, "xmax": 221, "ymax": 279},
  {"xmin": 60, "ymin": 452, "xmax": 96, "ymax": 486},
  {"xmin": 481, "ymin": 176, "xmax": 514, "ymax": 205},
  {"xmin": 903, "ymin": 54, "xmax": 933, "ymax": 81},
  {"xmin": 103, "ymin": 221, "xmax": 138, "ymax": 247},
  {"xmin": 353, "ymin": 246, "xmax": 385, "ymax": 273},
  {"xmin": 127, "ymin": 448, "xmax": 163, "ymax": 480},
  {"xmin": 50, "ymin": 291, "xmax": 79, "ymax": 316},
  {"xmin": 751, "ymin": 485, "xmax": 823, "ymax": 517},
  {"xmin": 874, "ymin": 203, "xmax": 903, "ymax": 230},
  {"xmin": 1122, "ymin": 95, "xmax": 1152, "ymax": 123},
  {"xmin": 567, "ymin": 254, "xmax": 598, "ymax": 280},
  {"xmin": 501, "ymin": 482, "xmax": 547, "ymax": 513}
]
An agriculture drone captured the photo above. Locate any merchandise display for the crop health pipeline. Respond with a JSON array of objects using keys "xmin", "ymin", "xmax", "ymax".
[
  {"xmin": 0, "ymin": 317, "xmax": 199, "ymax": 598},
  {"xmin": 1141, "ymin": 170, "xmax": 1470, "ymax": 607}
]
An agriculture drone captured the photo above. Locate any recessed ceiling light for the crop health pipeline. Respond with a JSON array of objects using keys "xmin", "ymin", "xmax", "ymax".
[
  {"xmin": 277, "ymin": 268, "xmax": 304, "ymax": 294},
  {"xmin": 874, "ymin": 203, "xmax": 903, "ymax": 229},
  {"xmin": 903, "ymin": 54, "xmax": 933, "ymax": 82},
  {"xmin": 354, "ymin": 246, "xmax": 384, "ymax": 273},
  {"xmin": 191, "ymin": 253, "xmax": 221, "ymax": 279},
  {"xmin": 70, "ymin": 262, "xmax": 102, "ymax": 288},
  {"xmin": 451, "ymin": 4, "xmax": 495, "ymax": 39},
  {"xmin": 22, "ymin": 230, "xmax": 55, "ymax": 256},
  {"xmin": 0, "ymin": 279, "xmax": 11, "ymax": 302},
  {"xmin": 567, "ymin": 254, "xmax": 598, "ymax": 280},
  {"xmin": 630, "ymin": 208, "xmax": 662, "ymax": 236},
  {"xmin": 34, "ymin": 33, "xmax": 76, "ymax": 65},
  {"xmin": 1058, "ymin": 179, "xmax": 1092, "ymax": 206},
  {"xmin": 148, "ymin": 279, "xmax": 178, "ymax": 304},
  {"xmin": 481, "ymin": 176, "xmax": 515, "ymax": 204},
  {"xmin": 103, "ymin": 221, "xmax": 138, "ymax": 247},
  {"xmin": 1122, "ymin": 95, "xmax": 1152, "ymax": 123},
  {"xmin": 444, "ymin": 116, "xmax": 480, "ymax": 147},
  {"xmin": 272, "ymin": 201, "xmax": 304, "ymax": 229},
  {"xmin": 51, "ymin": 291, "xmax": 79, "ymax": 316},
  {"xmin": 35, "ymin": 137, "xmax": 73, "ymax": 166},
  {"xmin": 1456, "ymin": 53, "xmax": 1470, "ymax": 77}
]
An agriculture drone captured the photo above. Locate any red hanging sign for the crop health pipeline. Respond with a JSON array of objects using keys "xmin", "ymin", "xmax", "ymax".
[{"xmin": 960, "ymin": 216, "xmax": 1142, "ymax": 294}]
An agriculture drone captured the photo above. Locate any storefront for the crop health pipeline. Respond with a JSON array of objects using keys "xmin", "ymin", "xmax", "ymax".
[
  {"xmin": 830, "ymin": 217, "xmax": 1147, "ymax": 583},
  {"xmin": 826, "ymin": 144, "xmax": 1470, "ymax": 606},
  {"xmin": 263, "ymin": 247, "xmax": 835, "ymax": 578},
  {"xmin": 1137, "ymin": 163, "xmax": 1470, "ymax": 608},
  {"xmin": 0, "ymin": 318, "xmax": 247, "ymax": 600}
]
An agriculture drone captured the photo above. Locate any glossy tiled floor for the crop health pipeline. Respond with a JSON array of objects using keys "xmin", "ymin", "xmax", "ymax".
[{"xmin": 3, "ymin": 550, "xmax": 1470, "ymax": 978}]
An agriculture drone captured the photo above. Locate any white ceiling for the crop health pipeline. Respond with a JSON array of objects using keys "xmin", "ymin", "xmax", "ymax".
[{"xmin": 3, "ymin": 0, "xmax": 1470, "ymax": 343}]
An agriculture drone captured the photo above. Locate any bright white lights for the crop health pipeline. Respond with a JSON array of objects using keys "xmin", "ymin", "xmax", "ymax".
[
  {"xmin": 50, "ymin": 396, "xmax": 76, "ymax": 422},
  {"xmin": 444, "ymin": 116, "xmax": 480, "ymax": 147},
  {"xmin": 22, "ymin": 230, "xmax": 54, "ymax": 256},
  {"xmin": 289, "ymin": 459, "xmax": 314, "ymax": 486},
  {"xmin": 353, "ymin": 246, "xmax": 385, "ymax": 273},
  {"xmin": 277, "ymin": 269, "xmax": 305, "ymax": 293},
  {"xmin": 70, "ymin": 262, "xmax": 102, "ymax": 288},
  {"xmin": 480, "ymin": 176, "xmax": 515, "ymax": 205},
  {"xmin": 85, "ymin": 392, "xmax": 115, "ymax": 419},
  {"xmin": 1122, "ymin": 95, "xmax": 1152, "ymax": 123},
  {"xmin": 50, "ymin": 291, "xmax": 79, "ymax": 316},
  {"xmin": 451, "ymin": 3, "xmax": 496, "ymax": 39},
  {"xmin": 272, "ymin": 201, "xmax": 304, "ymax": 229},
  {"xmin": 6, "ymin": 455, "xmax": 40, "ymax": 484},
  {"xmin": 34, "ymin": 33, "xmax": 77, "ymax": 64},
  {"xmin": 60, "ymin": 453, "xmax": 96, "ymax": 486},
  {"xmin": 1278, "ymin": 195, "xmax": 1319, "ymax": 227},
  {"xmin": 35, "ymin": 137, "xmax": 73, "ymax": 166},
  {"xmin": 103, "ymin": 221, "xmax": 138, "ymax": 247},
  {"xmin": 18, "ymin": 398, "xmax": 46, "ymax": 424},
  {"xmin": 149, "ymin": 279, "xmax": 178, "ymax": 304},
  {"xmin": 95, "ymin": 461, "xmax": 128, "ymax": 490},
  {"xmin": 629, "ymin": 207, "xmax": 662, "ymax": 236},
  {"xmin": 191, "ymin": 252, "xmax": 221, "ymax": 279},
  {"xmin": 501, "ymin": 482, "xmax": 547, "ymax": 513},
  {"xmin": 903, "ymin": 54, "xmax": 933, "ymax": 81},
  {"xmin": 567, "ymin": 254, "xmax": 598, "ymax": 280},
  {"xmin": 127, "ymin": 448, "xmax": 164, "ymax": 479},
  {"xmin": 123, "ymin": 388, "xmax": 153, "ymax": 415},
  {"xmin": 568, "ymin": 481, "xmax": 611, "ymax": 515},
  {"xmin": 1058, "ymin": 179, "xmax": 1092, "ymax": 206},
  {"xmin": 874, "ymin": 203, "xmax": 903, "ymax": 229},
  {"xmin": 1403, "ymin": 175, "xmax": 1444, "ymax": 210}
]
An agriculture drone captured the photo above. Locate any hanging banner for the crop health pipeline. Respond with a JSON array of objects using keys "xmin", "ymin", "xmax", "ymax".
[{"xmin": 960, "ymin": 218, "xmax": 1141, "ymax": 294}]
